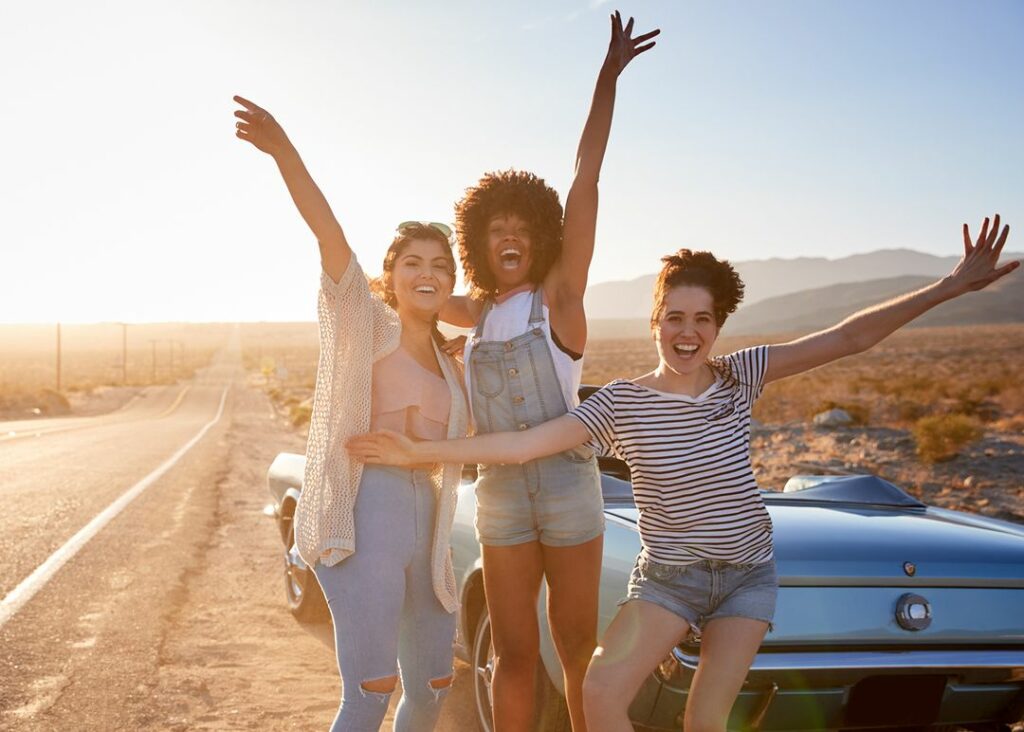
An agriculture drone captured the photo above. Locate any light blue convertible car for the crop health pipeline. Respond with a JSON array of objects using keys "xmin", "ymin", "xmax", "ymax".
[{"xmin": 266, "ymin": 392, "xmax": 1024, "ymax": 731}]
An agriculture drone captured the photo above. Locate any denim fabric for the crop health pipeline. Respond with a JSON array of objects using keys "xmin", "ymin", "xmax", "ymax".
[
  {"xmin": 314, "ymin": 465, "xmax": 455, "ymax": 732},
  {"xmin": 468, "ymin": 289, "xmax": 604, "ymax": 547},
  {"xmin": 622, "ymin": 555, "xmax": 778, "ymax": 635}
]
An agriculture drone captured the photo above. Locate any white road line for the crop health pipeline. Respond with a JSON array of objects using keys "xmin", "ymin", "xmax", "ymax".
[{"xmin": 0, "ymin": 386, "xmax": 230, "ymax": 631}]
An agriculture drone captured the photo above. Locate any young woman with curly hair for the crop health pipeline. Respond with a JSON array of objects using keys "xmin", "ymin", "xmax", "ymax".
[
  {"xmin": 435, "ymin": 12, "xmax": 658, "ymax": 732},
  {"xmin": 233, "ymin": 96, "xmax": 470, "ymax": 732},
  {"xmin": 350, "ymin": 221, "xmax": 1017, "ymax": 732}
]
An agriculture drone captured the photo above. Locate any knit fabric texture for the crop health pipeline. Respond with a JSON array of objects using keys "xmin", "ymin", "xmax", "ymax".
[{"xmin": 296, "ymin": 255, "xmax": 469, "ymax": 612}]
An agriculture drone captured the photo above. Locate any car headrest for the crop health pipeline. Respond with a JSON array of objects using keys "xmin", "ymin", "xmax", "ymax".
[{"xmin": 777, "ymin": 474, "xmax": 925, "ymax": 508}]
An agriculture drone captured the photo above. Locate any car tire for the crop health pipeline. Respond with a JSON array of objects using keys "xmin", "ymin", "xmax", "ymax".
[
  {"xmin": 283, "ymin": 521, "xmax": 329, "ymax": 623},
  {"xmin": 471, "ymin": 604, "xmax": 572, "ymax": 732}
]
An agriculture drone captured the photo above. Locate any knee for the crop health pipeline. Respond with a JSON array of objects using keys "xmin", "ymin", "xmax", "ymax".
[
  {"xmin": 493, "ymin": 646, "xmax": 539, "ymax": 677},
  {"xmin": 360, "ymin": 674, "xmax": 398, "ymax": 696},
  {"xmin": 429, "ymin": 674, "xmax": 453, "ymax": 691},
  {"xmin": 491, "ymin": 642, "xmax": 540, "ymax": 675},
  {"xmin": 401, "ymin": 673, "xmax": 453, "ymax": 707},
  {"xmin": 582, "ymin": 666, "xmax": 628, "ymax": 716},
  {"xmin": 549, "ymin": 615, "xmax": 597, "ymax": 662}
]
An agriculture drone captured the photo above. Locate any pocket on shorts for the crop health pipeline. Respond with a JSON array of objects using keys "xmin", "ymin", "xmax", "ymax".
[
  {"xmin": 640, "ymin": 556, "xmax": 686, "ymax": 584},
  {"xmin": 470, "ymin": 355, "xmax": 506, "ymax": 398},
  {"xmin": 739, "ymin": 560, "xmax": 778, "ymax": 587}
]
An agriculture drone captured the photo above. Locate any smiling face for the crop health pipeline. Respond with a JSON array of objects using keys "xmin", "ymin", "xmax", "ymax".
[
  {"xmin": 389, "ymin": 238, "xmax": 456, "ymax": 318},
  {"xmin": 652, "ymin": 285, "xmax": 720, "ymax": 376},
  {"xmin": 485, "ymin": 213, "xmax": 534, "ymax": 292}
]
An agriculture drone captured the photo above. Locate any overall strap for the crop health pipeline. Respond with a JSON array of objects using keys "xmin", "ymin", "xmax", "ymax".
[
  {"xmin": 474, "ymin": 298, "xmax": 495, "ymax": 336},
  {"xmin": 527, "ymin": 288, "xmax": 545, "ymax": 326}
]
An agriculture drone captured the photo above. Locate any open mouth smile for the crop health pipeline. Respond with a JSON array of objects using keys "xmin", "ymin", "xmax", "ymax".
[
  {"xmin": 499, "ymin": 248, "xmax": 523, "ymax": 270},
  {"xmin": 672, "ymin": 343, "xmax": 700, "ymax": 359},
  {"xmin": 414, "ymin": 284, "xmax": 437, "ymax": 294}
]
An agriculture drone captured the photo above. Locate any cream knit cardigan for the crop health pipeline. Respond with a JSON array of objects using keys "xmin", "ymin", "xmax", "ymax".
[{"xmin": 296, "ymin": 255, "xmax": 469, "ymax": 613}]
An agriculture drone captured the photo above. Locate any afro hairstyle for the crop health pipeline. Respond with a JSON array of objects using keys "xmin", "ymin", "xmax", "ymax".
[{"xmin": 454, "ymin": 169, "xmax": 564, "ymax": 298}]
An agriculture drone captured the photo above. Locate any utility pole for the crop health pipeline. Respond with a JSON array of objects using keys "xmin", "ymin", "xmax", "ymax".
[
  {"xmin": 56, "ymin": 323, "xmax": 62, "ymax": 392},
  {"xmin": 121, "ymin": 323, "xmax": 128, "ymax": 384}
]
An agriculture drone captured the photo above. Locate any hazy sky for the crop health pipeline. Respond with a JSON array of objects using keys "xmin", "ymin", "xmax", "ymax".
[{"xmin": 4, "ymin": 0, "xmax": 1022, "ymax": 323}]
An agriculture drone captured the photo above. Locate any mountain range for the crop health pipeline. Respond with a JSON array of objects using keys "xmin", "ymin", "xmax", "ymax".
[{"xmin": 585, "ymin": 249, "xmax": 1024, "ymax": 338}]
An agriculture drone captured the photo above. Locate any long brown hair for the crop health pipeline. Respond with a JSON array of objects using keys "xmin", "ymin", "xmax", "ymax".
[{"xmin": 370, "ymin": 223, "xmax": 456, "ymax": 347}]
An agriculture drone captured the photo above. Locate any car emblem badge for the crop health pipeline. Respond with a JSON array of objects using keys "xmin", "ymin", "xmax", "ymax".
[
  {"xmin": 895, "ymin": 593, "xmax": 932, "ymax": 631},
  {"xmin": 903, "ymin": 562, "xmax": 916, "ymax": 576}
]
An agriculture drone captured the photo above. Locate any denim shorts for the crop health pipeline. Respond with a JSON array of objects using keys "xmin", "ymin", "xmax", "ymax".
[
  {"xmin": 622, "ymin": 555, "xmax": 778, "ymax": 635},
  {"xmin": 474, "ymin": 452, "xmax": 604, "ymax": 547}
]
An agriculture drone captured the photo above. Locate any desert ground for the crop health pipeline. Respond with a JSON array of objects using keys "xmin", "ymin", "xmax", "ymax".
[
  {"xmin": 248, "ymin": 322, "xmax": 1024, "ymax": 524},
  {"xmin": 0, "ymin": 322, "xmax": 1021, "ymax": 730}
]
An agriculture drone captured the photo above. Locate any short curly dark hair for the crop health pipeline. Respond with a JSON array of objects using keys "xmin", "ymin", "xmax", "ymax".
[
  {"xmin": 454, "ymin": 169, "xmax": 563, "ymax": 298},
  {"xmin": 651, "ymin": 249, "xmax": 745, "ymax": 329}
]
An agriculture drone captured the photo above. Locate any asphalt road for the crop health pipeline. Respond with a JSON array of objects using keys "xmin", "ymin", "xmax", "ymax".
[{"xmin": 0, "ymin": 331, "xmax": 478, "ymax": 731}]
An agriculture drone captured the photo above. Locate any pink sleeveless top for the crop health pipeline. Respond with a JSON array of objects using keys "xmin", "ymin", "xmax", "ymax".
[{"xmin": 370, "ymin": 346, "xmax": 450, "ymax": 441}]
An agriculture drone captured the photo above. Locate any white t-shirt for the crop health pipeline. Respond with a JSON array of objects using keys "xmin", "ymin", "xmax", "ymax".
[{"xmin": 463, "ymin": 289, "xmax": 584, "ymax": 413}]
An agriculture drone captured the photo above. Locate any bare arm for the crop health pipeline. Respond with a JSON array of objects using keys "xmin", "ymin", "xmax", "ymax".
[
  {"xmin": 439, "ymin": 295, "xmax": 485, "ymax": 328},
  {"xmin": 346, "ymin": 414, "xmax": 591, "ymax": 467},
  {"xmin": 765, "ymin": 216, "xmax": 1017, "ymax": 383},
  {"xmin": 546, "ymin": 12, "xmax": 659, "ymax": 351},
  {"xmin": 233, "ymin": 95, "xmax": 351, "ymax": 282}
]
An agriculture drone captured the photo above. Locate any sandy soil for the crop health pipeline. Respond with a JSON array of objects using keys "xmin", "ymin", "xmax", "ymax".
[{"xmin": 751, "ymin": 423, "xmax": 1024, "ymax": 525}]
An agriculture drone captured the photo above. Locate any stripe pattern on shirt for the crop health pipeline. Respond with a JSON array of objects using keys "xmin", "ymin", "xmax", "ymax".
[{"xmin": 569, "ymin": 346, "xmax": 774, "ymax": 565}]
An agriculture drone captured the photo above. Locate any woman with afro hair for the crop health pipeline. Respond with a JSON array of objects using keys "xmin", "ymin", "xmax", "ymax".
[
  {"xmin": 351, "ymin": 218, "xmax": 1017, "ymax": 731},
  {"xmin": 436, "ymin": 10, "xmax": 659, "ymax": 732}
]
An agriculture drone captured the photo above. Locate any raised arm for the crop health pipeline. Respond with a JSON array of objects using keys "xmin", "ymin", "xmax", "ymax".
[
  {"xmin": 765, "ymin": 215, "xmax": 1017, "ymax": 383},
  {"xmin": 347, "ymin": 414, "xmax": 590, "ymax": 467},
  {"xmin": 545, "ymin": 12, "xmax": 659, "ymax": 349},
  {"xmin": 233, "ymin": 95, "xmax": 351, "ymax": 282},
  {"xmin": 439, "ymin": 295, "xmax": 485, "ymax": 329}
]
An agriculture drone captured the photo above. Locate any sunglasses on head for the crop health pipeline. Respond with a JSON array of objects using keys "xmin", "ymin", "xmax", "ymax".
[{"xmin": 397, "ymin": 221, "xmax": 453, "ymax": 240}]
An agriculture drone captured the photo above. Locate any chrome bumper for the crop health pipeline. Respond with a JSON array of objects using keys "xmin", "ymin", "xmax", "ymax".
[
  {"xmin": 668, "ymin": 647, "xmax": 1024, "ymax": 674},
  {"xmin": 640, "ymin": 648, "xmax": 1024, "ymax": 731}
]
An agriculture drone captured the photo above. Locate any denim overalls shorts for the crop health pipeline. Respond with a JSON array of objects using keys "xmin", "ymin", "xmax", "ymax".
[{"xmin": 467, "ymin": 289, "xmax": 604, "ymax": 547}]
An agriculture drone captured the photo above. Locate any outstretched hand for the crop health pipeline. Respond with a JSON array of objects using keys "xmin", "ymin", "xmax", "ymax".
[
  {"xmin": 233, "ymin": 95, "xmax": 290, "ymax": 157},
  {"xmin": 947, "ymin": 215, "xmax": 1018, "ymax": 295},
  {"xmin": 604, "ymin": 10, "xmax": 660, "ymax": 76},
  {"xmin": 346, "ymin": 430, "xmax": 418, "ymax": 466}
]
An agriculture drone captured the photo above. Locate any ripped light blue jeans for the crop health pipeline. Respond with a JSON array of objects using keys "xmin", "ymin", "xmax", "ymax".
[{"xmin": 314, "ymin": 465, "xmax": 456, "ymax": 732}]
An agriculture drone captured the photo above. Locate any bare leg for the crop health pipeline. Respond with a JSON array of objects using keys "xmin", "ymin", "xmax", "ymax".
[
  {"xmin": 582, "ymin": 600, "xmax": 692, "ymax": 732},
  {"xmin": 482, "ymin": 542, "xmax": 545, "ymax": 732},
  {"xmin": 683, "ymin": 617, "xmax": 768, "ymax": 732},
  {"xmin": 541, "ymin": 535, "xmax": 603, "ymax": 731}
]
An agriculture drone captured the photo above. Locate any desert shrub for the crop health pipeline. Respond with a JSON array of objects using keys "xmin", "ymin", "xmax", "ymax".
[
  {"xmin": 289, "ymin": 401, "xmax": 312, "ymax": 427},
  {"xmin": 896, "ymin": 399, "xmax": 927, "ymax": 423},
  {"xmin": 913, "ymin": 414, "xmax": 982, "ymax": 463}
]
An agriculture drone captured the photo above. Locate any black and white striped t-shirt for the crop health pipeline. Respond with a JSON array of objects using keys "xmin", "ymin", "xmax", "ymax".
[{"xmin": 568, "ymin": 346, "xmax": 774, "ymax": 565}]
